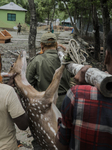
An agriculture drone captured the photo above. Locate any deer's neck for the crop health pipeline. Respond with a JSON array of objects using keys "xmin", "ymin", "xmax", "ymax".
[{"xmin": 14, "ymin": 75, "xmax": 42, "ymax": 99}]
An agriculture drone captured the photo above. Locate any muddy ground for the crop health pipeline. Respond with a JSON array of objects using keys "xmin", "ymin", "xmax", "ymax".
[{"xmin": 0, "ymin": 27, "xmax": 104, "ymax": 150}]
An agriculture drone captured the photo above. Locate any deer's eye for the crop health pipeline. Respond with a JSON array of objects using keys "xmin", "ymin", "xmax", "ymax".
[{"xmin": 11, "ymin": 64, "xmax": 14, "ymax": 67}]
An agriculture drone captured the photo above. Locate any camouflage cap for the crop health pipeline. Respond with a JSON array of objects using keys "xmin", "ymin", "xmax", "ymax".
[{"xmin": 41, "ymin": 32, "xmax": 57, "ymax": 43}]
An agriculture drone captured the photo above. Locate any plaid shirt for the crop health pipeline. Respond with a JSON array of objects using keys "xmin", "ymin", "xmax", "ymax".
[{"xmin": 58, "ymin": 85, "xmax": 112, "ymax": 150}]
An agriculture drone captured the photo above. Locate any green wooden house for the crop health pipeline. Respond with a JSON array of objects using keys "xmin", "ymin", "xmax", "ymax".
[{"xmin": 0, "ymin": 2, "xmax": 27, "ymax": 28}]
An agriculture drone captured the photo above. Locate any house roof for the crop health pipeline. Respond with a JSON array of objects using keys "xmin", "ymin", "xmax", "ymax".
[
  {"xmin": 61, "ymin": 17, "xmax": 74, "ymax": 23},
  {"xmin": 0, "ymin": 2, "xmax": 27, "ymax": 12}
]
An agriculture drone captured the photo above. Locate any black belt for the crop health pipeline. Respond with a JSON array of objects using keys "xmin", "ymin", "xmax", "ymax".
[{"xmin": 58, "ymin": 92, "xmax": 67, "ymax": 96}]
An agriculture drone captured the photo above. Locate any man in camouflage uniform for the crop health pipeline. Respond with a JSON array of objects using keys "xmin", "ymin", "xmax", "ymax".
[{"xmin": 26, "ymin": 32, "xmax": 72, "ymax": 149}]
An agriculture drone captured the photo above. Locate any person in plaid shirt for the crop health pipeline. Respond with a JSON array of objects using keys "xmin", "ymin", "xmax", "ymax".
[{"xmin": 56, "ymin": 30, "xmax": 112, "ymax": 150}]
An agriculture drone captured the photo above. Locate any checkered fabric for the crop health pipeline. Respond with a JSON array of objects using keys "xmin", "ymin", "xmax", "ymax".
[{"xmin": 58, "ymin": 85, "xmax": 112, "ymax": 150}]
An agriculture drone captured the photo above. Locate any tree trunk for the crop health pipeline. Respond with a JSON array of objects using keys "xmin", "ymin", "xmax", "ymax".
[
  {"xmin": 92, "ymin": 4, "xmax": 100, "ymax": 61},
  {"xmin": 79, "ymin": 16, "xmax": 81, "ymax": 31},
  {"xmin": 28, "ymin": 0, "xmax": 37, "ymax": 60},
  {"xmin": 85, "ymin": 10, "xmax": 91, "ymax": 35},
  {"xmin": 73, "ymin": 9, "xmax": 78, "ymax": 25},
  {"xmin": 48, "ymin": 12, "xmax": 50, "ymax": 25},
  {"xmin": 57, "ymin": 50, "xmax": 112, "ymax": 98},
  {"xmin": 50, "ymin": 2, "xmax": 56, "ymax": 32},
  {"xmin": 80, "ymin": 13, "xmax": 85, "ymax": 36},
  {"xmin": 51, "ymin": 2, "xmax": 55, "ymax": 22},
  {"xmin": 62, "ymin": 0, "xmax": 80, "ymax": 36},
  {"xmin": 100, "ymin": 0, "xmax": 110, "ymax": 59}
]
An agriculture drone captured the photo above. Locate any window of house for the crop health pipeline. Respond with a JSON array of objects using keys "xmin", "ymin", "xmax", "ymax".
[{"xmin": 7, "ymin": 13, "xmax": 16, "ymax": 21}]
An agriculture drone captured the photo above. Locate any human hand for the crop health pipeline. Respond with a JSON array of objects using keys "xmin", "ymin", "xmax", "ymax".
[
  {"xmin": 75, "ymin": 65, "xmax": 92, "ymax": 85},
  {"xmin": 58, "ymin": 44, "xmax": 66, "ymax": 51}
]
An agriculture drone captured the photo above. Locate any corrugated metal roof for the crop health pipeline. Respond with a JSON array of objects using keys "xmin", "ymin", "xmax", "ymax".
[{"xmin": 0, "ymin": 2, "xmax": 27, "ymax": 12}]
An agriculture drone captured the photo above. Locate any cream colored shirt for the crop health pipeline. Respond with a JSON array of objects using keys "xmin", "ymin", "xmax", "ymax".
[{"xmin": 0, "ymin": 84, "xmax": 25, "ymax": 150}]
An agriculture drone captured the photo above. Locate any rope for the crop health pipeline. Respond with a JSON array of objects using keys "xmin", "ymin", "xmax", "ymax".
[{"xmin": 66, "ymin": 39, "xmax": 89, "ymax": 64}]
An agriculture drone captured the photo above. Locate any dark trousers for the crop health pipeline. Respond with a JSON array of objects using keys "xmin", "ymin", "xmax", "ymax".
[{"xmin": 32, "ymin": 139, "xmax": 42, "ymax": 150}]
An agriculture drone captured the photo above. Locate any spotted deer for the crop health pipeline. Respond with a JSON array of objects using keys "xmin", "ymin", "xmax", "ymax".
[{"xmin": 6, "ymin": 51, "xmax": 65, "ymax": 150}]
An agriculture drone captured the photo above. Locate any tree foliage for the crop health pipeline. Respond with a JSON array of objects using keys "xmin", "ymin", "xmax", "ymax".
[{"xmin": 0, "ymin": 0, "xmax": 111, "ymax": 60}]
